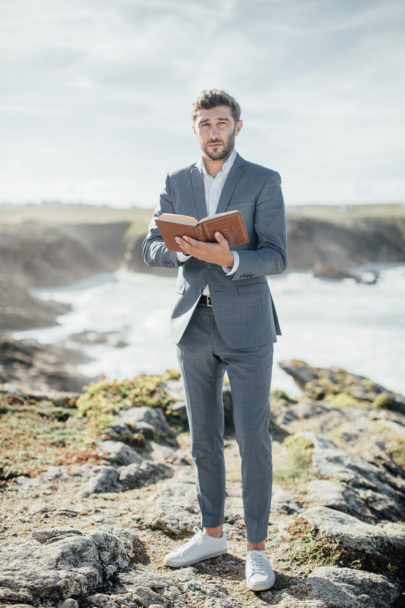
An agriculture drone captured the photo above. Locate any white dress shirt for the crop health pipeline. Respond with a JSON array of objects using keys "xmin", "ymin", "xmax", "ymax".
[{"xmin": 177, "ymin": 149, "xmax": 240, "ymax": 295}]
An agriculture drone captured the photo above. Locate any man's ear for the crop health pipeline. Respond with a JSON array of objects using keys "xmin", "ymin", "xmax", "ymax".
[
  {"xmin": 192, "ymin": 123, "xmax": 197, "ymax": 135},
  {"xmin": 235, "ymin": 120, "xmax": 243, "ymax": 136}
]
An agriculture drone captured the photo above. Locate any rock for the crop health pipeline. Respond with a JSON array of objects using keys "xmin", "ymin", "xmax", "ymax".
[
  {"xmin": 104, "ymin": 420, "xmax": 135, "ymax": 443},
  {"xmin": 78, "ymin": 465, "xmax": 120, "ymax": 498},
  {"xmin": 307, "ymin": 566, "xmax": 400, "ymax": 608},
  {"xmin": 119, "ymin": 461, "xmax": 173, "ymax": 489},
  {"xmin": 132, "ymin": 585, "xmax": 169, "ymax": 606},
  {"xmin": 272, "ymin": 485, "xmax": 302, "ymax": 514},
  {"xmin": 32, "ymin": 528, "xmax": 83, "ymax": 543},
  {"xmin": 142, "ymin": 472, "xmax": 200, "ymax": 535},
  {"xmin": 301, "ymin": 506, "xmax": 405, "ymax": 559},
  {"xmin": 0, "ymin": 334, "xmax": 91, "ymax": 393},
  {"xmin": 61, "ymin": 599, "xmax": 80, "ymax": 608},
  {"xmin": 113, "ymin": 406, "xmax": 171, "ymax": 438},
  {"xmin": 306, "ymin": 480, "xmax": 369, "ymax": 518},
  {"xmin": 97, "ymin": 440, "xmax": 143, "ymax": 466},
  {"xmin": 279, "ymin": 360, "xmax": 405, "ymax": 415},
  {"xmin": 0, "ymin": 527, "xmax": 138, "ymax": 604},
  {"xmin": 118, "ymin": 568, "xmax": 186, "ymax": 606},
  {"xmin": 313, "ymin": 261, "xmax": 357, "ymax": 280},
  {"xmin": 299, "ymin": 432, "xmax": 405, "ymax": 521}
]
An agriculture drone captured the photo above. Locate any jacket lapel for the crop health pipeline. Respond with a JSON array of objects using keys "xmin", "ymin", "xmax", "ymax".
[
  {"xmin": 190, "ymin": 165, "xmax": 207, "ymax": 220},
  {"xmin": 215, "ymin": 154, "xmax": 247, "ymax": 214}
]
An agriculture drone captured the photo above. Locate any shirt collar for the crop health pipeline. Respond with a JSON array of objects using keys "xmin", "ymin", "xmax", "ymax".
[{"xmin": 197, "ymin": 149, "xmax": 237, "ymax": 179}]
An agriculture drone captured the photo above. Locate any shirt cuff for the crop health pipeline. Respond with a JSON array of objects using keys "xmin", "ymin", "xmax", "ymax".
[
  {"xmin": 176, "ymin": 252, "xmax": 191, "ymax": 263},
  {"xmin": 222, "ymin": 251, "xmax": 239, "ymax": 275}
]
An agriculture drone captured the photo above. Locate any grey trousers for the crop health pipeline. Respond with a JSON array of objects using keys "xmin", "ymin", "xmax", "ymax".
[{"xmin": 176, "ymin": 302, "xmax": 274, "ymax": 543}]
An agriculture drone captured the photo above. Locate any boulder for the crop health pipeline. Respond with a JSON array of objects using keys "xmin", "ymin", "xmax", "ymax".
[
  {"xmin": 306, "ymin": 566, "xmax": 400, "ymax": 608},
  {"xmin": 112, "ymin": 406, "xmax": 171, "ymax": 438},
  {"xmin": 301, "ymin": 506, "xmax": 405, "ymax": 559},
  {"xmin": 119, "ymin": 460, "xmax": 173, "ymax": 489},
  {"xmin": 0, "ymin": 527, "xmax": 138, "ymax": 604},
  {"xmin": 298, "ymin": 432, "xmax": 405, "ymax": 521},
  {"xmin": 97, "ymin": 440, "xmax": 143, "ymax": 466},
  {"xmin": 78, "ymin": 465, "xmax": 120, "ymax": 498}
]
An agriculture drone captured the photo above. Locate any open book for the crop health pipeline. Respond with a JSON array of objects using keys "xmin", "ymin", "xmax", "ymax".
[{"xmin": 155, "ymin": 209, "xmax": 249, "ymax": 252}]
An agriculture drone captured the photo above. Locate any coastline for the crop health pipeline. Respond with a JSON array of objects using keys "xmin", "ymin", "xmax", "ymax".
[{"xmin": 1, "ymin": 202, "xmax": 404, "ymax": 394}]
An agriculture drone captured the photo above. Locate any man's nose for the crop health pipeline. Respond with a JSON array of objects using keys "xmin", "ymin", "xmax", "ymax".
[{"xmin": 209, "ymin": 125, "xmax": 220, "ymax": 138}]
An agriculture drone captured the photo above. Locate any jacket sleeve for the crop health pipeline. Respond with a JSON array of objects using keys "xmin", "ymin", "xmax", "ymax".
[
  {"xmin": 142, "ymin": 174, "xmax": 180, "ymax": 269},
  {"xmin": 229, "ymin": 171, "xmax": 287, "ymax": 280}
]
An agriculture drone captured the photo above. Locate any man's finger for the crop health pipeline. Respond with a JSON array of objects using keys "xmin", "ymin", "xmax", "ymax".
[
  {"xmin": 215, "ymin": 231, "xmax": 229, "ymax": 247},
  {"xmin": 183, "ymin": 235, "xmax": 200, "ymax": 246}
]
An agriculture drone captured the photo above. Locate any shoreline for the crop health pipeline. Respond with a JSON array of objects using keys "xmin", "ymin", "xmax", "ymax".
[{"xmin": 1, "ymin": 204, "xmax": 404, "ymax": 394}]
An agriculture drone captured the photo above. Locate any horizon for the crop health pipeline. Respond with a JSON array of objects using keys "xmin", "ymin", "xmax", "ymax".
[{"xmin": 1, "ymin": 0, "xmax": 404, "ymax": 208}]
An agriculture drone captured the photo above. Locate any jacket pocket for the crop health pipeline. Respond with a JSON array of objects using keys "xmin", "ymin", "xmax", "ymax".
[{"xmin": 237, "ymin": 280, "xmax": 268, "ymax": 294}]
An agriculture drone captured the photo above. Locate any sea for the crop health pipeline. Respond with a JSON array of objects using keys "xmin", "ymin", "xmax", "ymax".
[{"xmin": 12, "ymin": 265, "xmax": 405, "ymax": 397}]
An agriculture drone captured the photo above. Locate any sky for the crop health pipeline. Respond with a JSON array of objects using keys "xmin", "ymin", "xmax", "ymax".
[{"xmin": 1, "ymin": 0, "xmax": 404, "ymax": 208}]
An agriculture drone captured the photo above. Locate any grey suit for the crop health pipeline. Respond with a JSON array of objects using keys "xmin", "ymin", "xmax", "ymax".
[{"xmin": 143, "ymin": 152, "xmax": 287, "ymax": 543}]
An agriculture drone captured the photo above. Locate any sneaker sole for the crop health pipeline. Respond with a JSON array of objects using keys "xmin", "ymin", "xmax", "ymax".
[
  {"xmin": 247, "ymin": 576, "xmax": 276, "ymax": 592},
  {"xmin": 163, "ymin": 548, "xmax": 227, "ymax": 568}
]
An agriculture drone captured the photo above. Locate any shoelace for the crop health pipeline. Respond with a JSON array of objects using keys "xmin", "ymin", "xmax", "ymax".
[
  {"xmin": 182, "ymin": 526, "xmax": 203, "ymax": 550},
  {"xmin": 247, "ymin": 551, "xmax": 268, "ymax": 574}
]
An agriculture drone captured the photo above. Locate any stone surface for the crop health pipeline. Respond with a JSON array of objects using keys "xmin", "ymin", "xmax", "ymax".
[
  {"xmin": 306, "ymin": 566, "xmax": 400, "ymax": 608},
  {"xmin": 97, "ymin": 440, "xmax": 143, "ymax": 466},
  {"xmin": 119, "ymin": 460, "xmax": 172, "ymax": 489},
  {"xmin": 142, "ymin": 470, "xmax": 200, "ymax": 535},
  {"xmin": 113, "ymin": 406, "xmax": 171, "ymax": 437},
  {"xmin": 279, "ymin": 359, "xmax": 405, "ymax": 415},
  {"xmin": 0, "ymin": 527, "xmax": 138, "ymax": 604},
  {"xmin": 272, "ymin": 485, "xmax": 302, "ymax": 515},
  {"xmin": 306, "ymin": 479, "xmax": 369, "ymax": 518},
  {"xmin": 302, "ymin": 506, "xmax": 405, "ymax": 558},
  {"xmin": 78, "ymin": 465, "xmax": 121, "ymax": 498},
  {"xmin": 299, "ymin": 432, "xmax": 405, "ymax": 521}
]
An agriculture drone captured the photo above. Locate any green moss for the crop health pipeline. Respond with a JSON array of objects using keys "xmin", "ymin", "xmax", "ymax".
[
  {"xmin": 268, "ymin": 518, "xmax": 343, "ymax": 567},
  {"xmin": 370, "ymin": 420, "xmax": 405, "ymax": 468},
  {"xmin": 76, "ymin": 369, "xmax": 181, "ymax": 439},
  {"xmin": 0, "ymin": 393, "xmax": 100, "ymax": 479},
  {"xmin": 273, "ymin": 434, "xmax": 314, "ymax": 488},
  {"xmin": 327, "ymin": 393, "xmax": 360, "ymax": 409},
  {"xmin": 373, "ymin": 393, "xmax": 396, "ymax": 409}
]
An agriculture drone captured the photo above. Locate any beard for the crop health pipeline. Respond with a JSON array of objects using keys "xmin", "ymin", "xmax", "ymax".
[{"xmin": 202, "ymin": 130, "xmax": 236, "ymax": 161}]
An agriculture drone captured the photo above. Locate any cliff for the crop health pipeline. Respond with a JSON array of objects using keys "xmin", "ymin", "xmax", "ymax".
[
  {"xmin": 1, "ymin": 203, "xmax": 404, "ymax": 331},
  {"xmin": 0, "ymin": 362, "xmax": 404, "ymax": 607}
]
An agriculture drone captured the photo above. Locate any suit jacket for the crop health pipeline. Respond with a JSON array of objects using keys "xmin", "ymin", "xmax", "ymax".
[{"xmin": 142, "ymin": 153, "xmax": 287, "ymax": 347}]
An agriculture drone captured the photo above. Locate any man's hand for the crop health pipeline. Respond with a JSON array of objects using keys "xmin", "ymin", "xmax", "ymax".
[{"xmin": 175, "ymin": 231, "xmax": 234, "ymax": 267}]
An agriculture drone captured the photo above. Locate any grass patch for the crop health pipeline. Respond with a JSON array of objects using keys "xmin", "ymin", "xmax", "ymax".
[
  {"xmin": 268, "ymin": 515, "xmax": 401, "ymax": 576},
  {"xmin": 76, "ymin": 369, "xmax": 181, "ymax": 439},
  {"xmin": 369, "ymin": 420, "xmax": 405, "ymax": 468},
  {"xmin": 275, "ymin": 517, "xmax": 402, "ymax": 575},
  {"xmin": 0, "ymin": 393, "xmax": 101, "ymax": 480},
  {"xmin": 273, "ymin": 434, "xmax": 315, "ymax": 488},
  {"xmin": 326, "ymin": 392, "xmax": 361, "ymax": 409}
]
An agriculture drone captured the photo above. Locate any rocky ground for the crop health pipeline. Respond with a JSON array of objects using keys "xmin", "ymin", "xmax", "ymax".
[{"xmin": 0, "ymin": 362, "xmax": 404, "ymax": 608}]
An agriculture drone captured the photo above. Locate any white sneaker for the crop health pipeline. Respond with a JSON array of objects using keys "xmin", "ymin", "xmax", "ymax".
[
  {"xmin": 245, "ymin": 550, "xmax": 275, "ymax": 591},
  {"xmin": 163, "ymin": 527, "xmax": 227, "ymax": 568}
]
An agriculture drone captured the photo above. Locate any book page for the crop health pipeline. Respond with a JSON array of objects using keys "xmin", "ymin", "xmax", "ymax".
[
  {"xmin": 158, "ymin": 213, "xmax": 198, "ymax": 226},
  {"xmin": 200, "ymin": 209, "xmax": 238, "ymax": 222}
]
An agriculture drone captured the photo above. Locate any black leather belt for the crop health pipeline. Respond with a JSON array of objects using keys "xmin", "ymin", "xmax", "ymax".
[{"xmin": 199, "ymin": 295, "xmax": 212, "ymax": 307}]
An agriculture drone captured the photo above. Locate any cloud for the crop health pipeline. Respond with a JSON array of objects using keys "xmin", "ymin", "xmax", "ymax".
[{"xmin": 0, "ymin": 0, "xmax": 404, "ymax": 205}]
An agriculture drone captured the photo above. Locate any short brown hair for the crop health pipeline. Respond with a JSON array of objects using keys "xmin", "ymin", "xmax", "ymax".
[{"xmin": 191, "ymin": 89, "xmax": 241, "ymax": 124}]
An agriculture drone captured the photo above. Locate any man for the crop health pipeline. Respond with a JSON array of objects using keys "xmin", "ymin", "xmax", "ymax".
[{"xmin": 142, "ymin": 89, "xmax": 287, "ymax": 591}]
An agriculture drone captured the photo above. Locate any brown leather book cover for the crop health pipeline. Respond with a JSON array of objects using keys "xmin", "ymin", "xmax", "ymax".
[{"xmin": 156, "ymin": 210, "xmax": 249, "ymax": 252}]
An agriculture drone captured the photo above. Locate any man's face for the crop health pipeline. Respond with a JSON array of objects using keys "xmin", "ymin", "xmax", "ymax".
[{"xmin": 192, "ymin": 105, "xmax": 242, "ymax": 161}]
